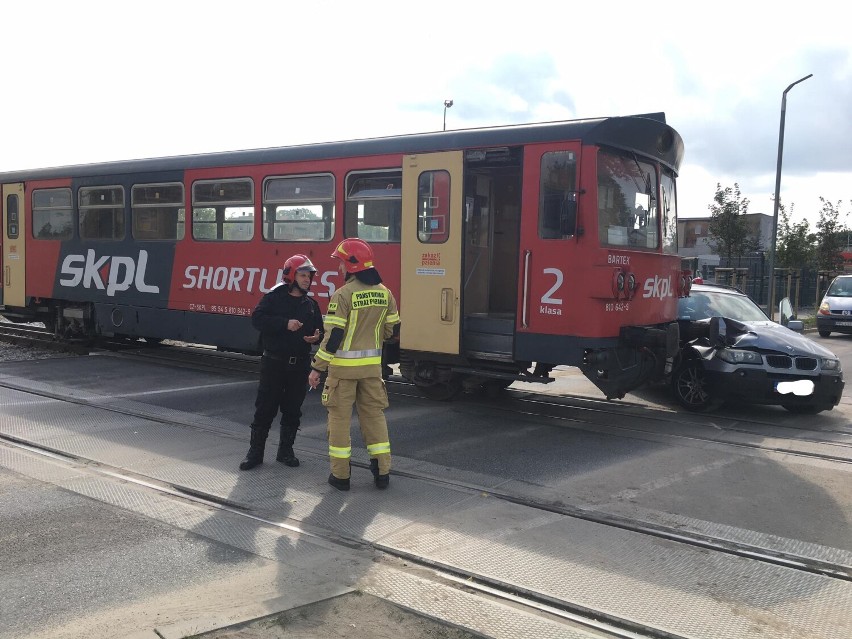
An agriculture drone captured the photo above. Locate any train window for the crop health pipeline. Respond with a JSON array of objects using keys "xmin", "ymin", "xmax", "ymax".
[
  {"xmin": 6, "ymin": 194, "xmax": 19, "ymax": 239},
  {"xmin": 539, "ymin": 151, "xmax": 577, "ymax": 239},
  {"xmin": 661, "ymin": 169, "xmax": 678, "ymax": 255},
  {"xmin": 79, "ymin": 186, "xmax": 125, "ymax": 240},
  {"xmin": 132, "ymin": 183, "xmax": 185, "ymax": 241},
  {"xmin": 344, "ymin": 170, "xmax": 401, "ymax": 242},
  {"xmin": 262, "ymin": 174, "xmax": 334, "ymax": 242},
  {"xmin": 597, "ymin": 150, "xmax": 659, "ymax": 250},
  {"xmin": 33, "ymin": 188, "xmax": 73, "ymax": 240},
  {"xmin": 417, "ymin": 171, "xmax": 450, "ymax": 244},
  {"xmin": 192, "ymin": 179, "xmax": 254, "ymax": 241}
]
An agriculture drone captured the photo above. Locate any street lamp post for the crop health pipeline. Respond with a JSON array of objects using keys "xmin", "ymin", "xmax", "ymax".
[
  {"xmin": 767, "ymin": 74, "xmax": 812, "ymax": 319},
  {"xmin": 443, "ymin": 99, "xmax": 454, "ymax": 131}
]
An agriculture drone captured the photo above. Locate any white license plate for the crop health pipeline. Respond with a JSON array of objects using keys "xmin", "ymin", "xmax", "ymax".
[
  {"xmin": 774, "ymin": 380, "xmax": 815, "ymax": 396},
  {"xmin": 835, "ymin": 321, "xmax": 852, "ymax": 327}
]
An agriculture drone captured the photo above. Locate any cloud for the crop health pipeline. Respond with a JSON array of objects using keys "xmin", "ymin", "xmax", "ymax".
[
  {"xmin": 675, "ymin": 47, "xmax": 852, "ymax": 181},
  {"xmin": 402, "ymin": 52, "xmax": 576, "ymax": 125}
]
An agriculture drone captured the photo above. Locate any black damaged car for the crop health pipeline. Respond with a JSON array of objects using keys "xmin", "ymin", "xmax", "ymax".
[{"xmin": 671, "ymin": 283, "xmax": 844, "ymax": 414}]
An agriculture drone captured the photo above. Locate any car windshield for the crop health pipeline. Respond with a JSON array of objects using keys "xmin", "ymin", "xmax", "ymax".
[
  {"xmin": 678, "ymin": 290, "xmax": 769, "ymax": 322},
  {"xmin": 826, "ymin": 278, "xmax": 852, "ymax": 297}
]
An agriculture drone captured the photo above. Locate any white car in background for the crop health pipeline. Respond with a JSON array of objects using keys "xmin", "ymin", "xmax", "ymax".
[{"xmin": 817, "ymin": 274, "xmax": 852, "ymax": 337}]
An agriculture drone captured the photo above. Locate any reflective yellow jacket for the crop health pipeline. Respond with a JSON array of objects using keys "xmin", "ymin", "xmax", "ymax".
[{"xmin": 311, "ymin": 278, "xmax": 400, "ymax": 379}]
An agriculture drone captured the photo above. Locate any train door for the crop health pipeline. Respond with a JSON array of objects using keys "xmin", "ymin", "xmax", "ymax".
[
  {"xmin": 400, "ymin": 151, "xmax": 463, "ymax": 354},
  {"xmin": 460, "ymin": 146, "xmax": 524, "ymax": 361},
  {"xmin": 515, "ymin": 145, "xmax": 581, "ymax": 362},
  {"xmin": 1, "ymin": 183, "xmax": 26, "ymax": 308}
]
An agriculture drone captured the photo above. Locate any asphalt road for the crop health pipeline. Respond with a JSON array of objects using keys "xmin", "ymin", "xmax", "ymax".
[
  {"xmin": 0, "ymin": 466, "xmax": 269, "ymax": 638},
  {"xmin": 0, "ymin": 332, "xmax": 850, "ymax": 638}
]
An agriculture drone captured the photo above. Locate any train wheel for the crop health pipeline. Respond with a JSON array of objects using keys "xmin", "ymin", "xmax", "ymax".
[
  {"xmin": 415, "ymin": 377, "xmax": 463, "ymax": 401},
  {"xmin": 670, "ymin": 360, "xmax": 721, "ymax": 412},
  {"xmin": 483, "ymin": 379, "xmax": 513, "ymax": 398},
  {"xmin": 43, "ymin": 318, "xmax": 58, "ymax": 339}
]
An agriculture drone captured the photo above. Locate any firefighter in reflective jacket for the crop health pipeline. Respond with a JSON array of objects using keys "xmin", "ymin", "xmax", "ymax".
[{"xmin": 308, "ymin": 238, "xmax": 400, "ymax": 491}]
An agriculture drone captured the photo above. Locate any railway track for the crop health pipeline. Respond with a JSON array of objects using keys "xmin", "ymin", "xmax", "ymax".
[
  {"xmin": 0, "ymin": 322, "xmax": 66, "ymax": 350},
  {"xmin": 0, "ymin": 372, "xmax": 849, "ymax": 582},
  {"xmin": 1, "ymin": 435, "xmax": 664, "ymax": 639},
  {"xmin": 2, "ymin": 428, "xmax": 850, "ymax": 639},
  {"xmin": 2, "ymin": 332, "xmax": 849, "ymax": 462},
  {"xmin": 113, "ymin": 343, "xmax": 852, "ymax": 461},
  {"xmin": 1, "ymin": 345, "xmax": 850, "ymax": 638}
]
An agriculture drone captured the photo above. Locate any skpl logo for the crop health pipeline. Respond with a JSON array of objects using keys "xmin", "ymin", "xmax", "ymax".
[
  {"xmin": 60, "ymin": 249, "xmax": 160, "ymax": 297},
  {"xmin": 642, "ymin": 275, "xmax": 673, "ymax": 299}
]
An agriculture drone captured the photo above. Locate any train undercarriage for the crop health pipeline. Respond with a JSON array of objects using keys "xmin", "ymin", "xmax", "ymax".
[{"xmin": 398, "ymin": 320, "xmax": 679, "ymax": 401}]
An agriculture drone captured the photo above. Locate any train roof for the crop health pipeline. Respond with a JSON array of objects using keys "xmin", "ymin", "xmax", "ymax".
[{"xmin": 0, "ymin": 112, "xmax": 683, "ymax": 182}]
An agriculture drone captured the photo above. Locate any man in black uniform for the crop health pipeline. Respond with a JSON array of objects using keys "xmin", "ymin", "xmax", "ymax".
[{"xmin": 239, "ymin": 254, "xmax": 324, "ymax": 471}]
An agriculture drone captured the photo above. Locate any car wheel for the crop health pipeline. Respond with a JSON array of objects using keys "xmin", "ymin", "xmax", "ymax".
[
  {"xmin": 671, "ymin": 360, "xmax": 720, "ymax": 412},
  {"xmin": 782, "ymin": 404, "xmax": 825, "ymax": 415},
  {"xmin": 818, "ymin": 329, "xmax": 831, "ymax": 338}
]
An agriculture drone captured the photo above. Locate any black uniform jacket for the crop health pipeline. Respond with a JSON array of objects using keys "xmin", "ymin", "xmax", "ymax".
[{"xmin": 251, "ymin": 283, "xmax": 324, "ymax": 358}]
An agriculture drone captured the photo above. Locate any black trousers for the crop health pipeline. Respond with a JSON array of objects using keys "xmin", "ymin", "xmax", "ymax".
[{"xmin": 251, "ymin": 355, "xmax": 310, "ymax": 443}]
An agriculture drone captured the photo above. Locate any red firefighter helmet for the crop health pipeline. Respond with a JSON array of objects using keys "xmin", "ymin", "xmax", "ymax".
[
  {"xmin": 282, "ymin": 254, "xmax": 317, "ymax": 283},
  {"xmin": 331, "ymin": 238, "xmax": 374, "ymax": 274}
]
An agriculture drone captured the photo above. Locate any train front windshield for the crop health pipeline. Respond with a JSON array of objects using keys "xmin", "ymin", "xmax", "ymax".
[{"xmin": 597, "ymin": 149, "xmax": 676, "ymax": 253}]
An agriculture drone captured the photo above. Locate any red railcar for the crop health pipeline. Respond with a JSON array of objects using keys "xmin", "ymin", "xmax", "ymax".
[{"xmin": 0, "ymin": 114, "xmax": 688, "ymax": 399}]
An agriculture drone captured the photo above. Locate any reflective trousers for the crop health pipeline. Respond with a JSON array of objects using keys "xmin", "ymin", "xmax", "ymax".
[{"xmin": 321, "ymin": 375, "xmax": 391, "ymax": 479}]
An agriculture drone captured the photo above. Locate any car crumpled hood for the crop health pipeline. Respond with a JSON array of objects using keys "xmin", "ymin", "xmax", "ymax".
[{"xmin": 726, "ymin": 320, "xmax": 837, "ymax": 358}]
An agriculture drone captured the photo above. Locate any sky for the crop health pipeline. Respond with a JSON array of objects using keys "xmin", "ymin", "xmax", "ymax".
[{"xmin": 2, "ymin": 1, "xmax": 850, "ymax": 228}]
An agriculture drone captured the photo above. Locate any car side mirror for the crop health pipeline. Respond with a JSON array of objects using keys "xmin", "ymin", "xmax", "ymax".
[
  {"xmin": 779, "ymin": 298, "xmax": 795, "ymax": 326},
  {"xmin": 708, "ymin": 316, "xmax": 727, "ymax": 345},
  {"xmin": 786, "ymin": 319, "xmax": 804, "ymax": 332}
]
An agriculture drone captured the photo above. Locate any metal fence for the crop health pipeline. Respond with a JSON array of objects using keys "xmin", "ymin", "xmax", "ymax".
[{"xmin": 682, "ymin": 256, "xmax": 841, "ymax": 315}]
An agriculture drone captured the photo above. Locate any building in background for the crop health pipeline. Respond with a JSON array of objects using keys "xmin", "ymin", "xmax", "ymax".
[
  {"xmin": 677, "ymin": 213, "xmax": 772, "ymax": 280},
  {"xmin": 678, "ymin": 213, "xmax": 772, "ymax": 257}
]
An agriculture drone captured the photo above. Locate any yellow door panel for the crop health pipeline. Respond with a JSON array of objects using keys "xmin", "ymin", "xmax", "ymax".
[
  {"xmin": 2, "ymin": 183, "xmax": 26, "ymax": 307},
  {"xmin": 400, "ymin": 152, "xmax": 463, "ymax": 354}
]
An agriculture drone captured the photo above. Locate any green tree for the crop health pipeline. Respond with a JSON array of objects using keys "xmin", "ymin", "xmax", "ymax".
[
  {"xmin": 707, "ymin": 183, "xmax": 751, "ymax": 260},
  {"xmin": 775, "ymin": 201, "xmax": 815, "ymax": 269},
  {"xmin": 814, "ymin": 197, "xmax": 847, "ymax": 272}
]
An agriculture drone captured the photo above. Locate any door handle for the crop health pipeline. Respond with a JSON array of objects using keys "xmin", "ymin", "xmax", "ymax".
[
  {"xmin": 521, "ymin": 250, "xmax": 531, "ymax": 328},
  {"xmin": 440, "ymin": 288, "xmax": 454, "ymax": 322},
  {"xmin": 4, "ymin": 266, "xmax": 9, "ymax": 287}
]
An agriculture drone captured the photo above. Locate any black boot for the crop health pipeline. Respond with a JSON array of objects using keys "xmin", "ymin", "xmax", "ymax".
[
  {"xmin": 276, "ymin": 444, "xmax": 300, "ymax": 467},
  {"xmin": 370, "ymin": 458, "xmax": 389, "ymax": 489},
  {"xmin": 239, "ymin": 428, "xmax": 267, "ymax": 471},
  {"xmin": 276, "ymin": 424, "xmax": 300, "ymax": 467},
  {"xmin": 328, "ymin": 474, "xmax": 350, "ymax": 491}
]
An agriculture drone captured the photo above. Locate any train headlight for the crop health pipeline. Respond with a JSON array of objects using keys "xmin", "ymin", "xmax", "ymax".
[{"xmin": 611, "ymin": 269, "xmax": 625, "ymax": 299}]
